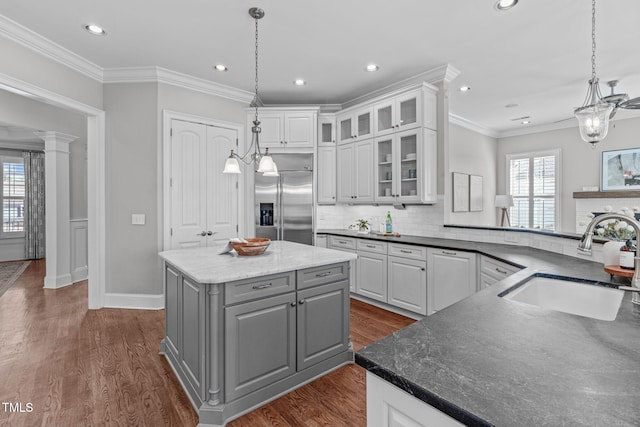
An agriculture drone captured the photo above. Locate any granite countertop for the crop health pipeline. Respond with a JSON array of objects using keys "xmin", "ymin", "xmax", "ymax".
[
  {"xmin": 159, "ymin": 240, "xmax": 356, "ymax": 284},
  {"xmin": 319, "ymin": 229, "xmax": 640, "ymax": 426}
]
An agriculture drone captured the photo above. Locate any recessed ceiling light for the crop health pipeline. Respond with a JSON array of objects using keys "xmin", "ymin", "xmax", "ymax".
[
  {"xmin": 83, "ymin": 24, "xmax": 107, "ymax": 35},
  {"xmin": 495, "ymin": 0, "xmax": 518, "ymax": 11},
  {"xmin": 365, "ymin": 64, "xmax": 379, "ymax": 72},
  {"xmin": 293, "ymin": 79, "xmax": 306, "ymax": 86},
  {"xmin": 214, "ymin": 64, "xmax": 228, "ymax": 72},
  {"xmin": 521, "ymin": 120, "xmax": 531, "ymax": 125},
  {"xmin": 459, "ymin": 86, "xmax": 471, "ymax": 92}
]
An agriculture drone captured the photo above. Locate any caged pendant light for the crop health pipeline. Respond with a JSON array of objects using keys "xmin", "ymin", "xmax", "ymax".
[
  {"xmin": 223, "ymin": 7, "xmax": 278, "ymax": 175},
  {"xmin": 574, "ymin": 0, "xmax": 613, "ymax": 147}
]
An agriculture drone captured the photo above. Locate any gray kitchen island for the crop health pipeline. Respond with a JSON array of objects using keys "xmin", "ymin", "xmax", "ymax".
[{"xmin": 159, "ymin": 241, "xmax": 357, "ymax": 427}]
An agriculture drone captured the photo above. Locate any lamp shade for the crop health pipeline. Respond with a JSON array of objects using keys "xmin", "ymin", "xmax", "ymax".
[
  {"xmin": 495, "ymin": 195, "xmax": 514, "ymax": 208},
  {"xmin": 257, "ymin": 155, "xmax": 276, "ymax": 174},
  {"xmin": 263, "ymin": 163, "xmax": 279, "ymax": 177},
  {"xmin": 222, "ymin": 156, "xmax": 241, "ymax": 174}
]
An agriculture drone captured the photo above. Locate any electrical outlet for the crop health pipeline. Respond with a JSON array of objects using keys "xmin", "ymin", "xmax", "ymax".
[{"xmin": 132, "ymin": 214, "xmax": 146, "ymax": 225}]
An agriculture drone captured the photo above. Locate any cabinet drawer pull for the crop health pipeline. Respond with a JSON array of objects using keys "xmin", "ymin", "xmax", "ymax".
[
  {"xmin": 252, "ymin": 283, "xmax": 272, "ymax": 290},
  {"xmin": 442, "ymin": 251, "xmax": 457, "ymax": 256},
  {"xmin": 338, "ymin": 240, "xmax": 348, "ymax": 244},
  {"xmin": 366, "ymin": 244, "xmax": 377, "ymax": 248},
  {"xmin": 315, "ymin": 272, "xmax": 331, "ymax": 277},
  {"xmin": 400, "ymin": 249, "xmax": 413, "ymax": 254},
  {"xmin": 495, "ymin": 267, "xmax": 508, "ymax": 275}
]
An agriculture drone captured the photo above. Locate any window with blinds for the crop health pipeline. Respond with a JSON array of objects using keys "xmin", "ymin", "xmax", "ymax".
[
  {"xmin": 507, "ymin": 150, "xmax": 559, "ymax": 231},
  {"xmin": 1, "ymin": 158, "xmax": 25, "ymax": 235}
]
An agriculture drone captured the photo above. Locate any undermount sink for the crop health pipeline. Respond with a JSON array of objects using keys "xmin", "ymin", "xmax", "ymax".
[{"xmin": 500, "ymin": 277, "xmax": 624, "ymax": 321}]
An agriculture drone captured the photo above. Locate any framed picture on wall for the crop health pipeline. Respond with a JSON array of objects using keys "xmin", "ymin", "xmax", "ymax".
[
  {"xmin": 452, "ymin": 172, "xmax": 469, "ymax": 212},
  {"xmin": 469, "ymin": 175, "xmax": 483, "ymax": 212},
  {"xmin": 602, "ymin": 148, "xmax": 640, "ymax": 191}
]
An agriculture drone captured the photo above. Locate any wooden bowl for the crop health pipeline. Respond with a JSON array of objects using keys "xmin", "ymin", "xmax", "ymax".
[{"xmin": 230, "ymin": 238, "xmax": 271, "ymax": 256}]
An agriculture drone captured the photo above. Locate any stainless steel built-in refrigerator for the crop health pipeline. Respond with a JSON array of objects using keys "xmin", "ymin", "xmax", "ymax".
[{"xmin": 255, "ymin": 154, "xmax": 313, "ymax": 245}]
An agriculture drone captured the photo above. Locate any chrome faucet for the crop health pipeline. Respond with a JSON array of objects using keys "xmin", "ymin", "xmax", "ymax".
[{"xmin": 579, "ymin": 212, "xmax": 640, "ymax": 305}]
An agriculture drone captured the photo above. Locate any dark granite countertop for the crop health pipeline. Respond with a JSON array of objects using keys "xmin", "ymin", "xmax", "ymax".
[{"xmin": 319, "ymin": 229, "xmax": 640, "ymax": 426}]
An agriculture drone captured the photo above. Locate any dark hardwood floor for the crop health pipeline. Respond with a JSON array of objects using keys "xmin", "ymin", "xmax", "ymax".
[{"xmin": 0, "ymin": 260, "xmax": 415, "ymax": 426}]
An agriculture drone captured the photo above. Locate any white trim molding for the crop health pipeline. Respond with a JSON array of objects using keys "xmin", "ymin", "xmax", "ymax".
[
  {"xmin": 104, "ymin": 293, "xmax": 164, "ymax": 310},
  {"xmin": 0, "ymin": 14, "xmax": 103, "ymax": 81},
  {"xmin": 70, "ymin": 219, "xmax": 88, "ymax": 283},
  {"xmin": 105, "ymin": 66, "xmax": 254, "ymax": 104},
  {"xmin": 449, "ymin": 113, "xmax": 499, "ymax": 138}
]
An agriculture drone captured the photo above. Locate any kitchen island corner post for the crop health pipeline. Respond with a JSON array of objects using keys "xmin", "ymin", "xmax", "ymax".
[{"xmin": 207, "ymin": 283, "xmax": 223, "ymax": 406}]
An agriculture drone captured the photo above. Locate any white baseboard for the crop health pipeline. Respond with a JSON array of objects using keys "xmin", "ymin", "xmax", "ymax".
[
  {"xmin": 104, "ymin": 292, "xmax": 164, "ymax": 310},
  {"xmin": 71, "ymin": 266, "xmax": 88, "ymax": 283},
  {"xmin": 44, "ymin": 273, "xmax": 73, "ymax": 289}
]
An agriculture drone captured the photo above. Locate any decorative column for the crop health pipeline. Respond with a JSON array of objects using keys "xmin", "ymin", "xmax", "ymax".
[{"xmin": 36, "ymin": 131, "xmax": 77, "ymax": 289}]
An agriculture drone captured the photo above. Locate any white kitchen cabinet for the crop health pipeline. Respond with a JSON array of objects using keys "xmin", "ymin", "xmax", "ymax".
[
  {"xmin": 356, "ymin": 240, "xmax": 387, "ymax": 302},
  {"xmin": 387, "ymin": 255, "xmax": 427, "ymax": 315},
  {"xmin": 367, "ymin": 372, "xmax": 464, "ymax": 427},
  {"xmin": 317, "ymin": 146, "xmax": 336, "ymax": 204},
  {"xmin": 318, "ymin": 114, "xmax": 336, "ymax": 147},
  {"xmin": 373, "ymin": 85, "xmax": 437, "ymax": 137},
  {"xmin": 247, "ymin": 109, "xmax": 317, "ymax": 149},
  {"xmin": 336, "ymin": 140, "xmax": 374, "ymax": 203},
  {"xmin": 328, "ymin": 236, "xmax": 357, "ymax": 292},
  {"xmin": 374, "ymin": 128, "xmax": 437, "ymax": 204},
  {"xmin": 314, "ymin": 234, "xmax": 327, "ymax": 248},
  {"xmin": 427, "ymin": 248, "xmax": 477, "ymax": 315},
  {"xmin": 479, "ymin": 256, "xmax": 521, "ymax": 290},
  {"xmin": 337, "ymin": 106, "xmax": 373, "ymax": 145}
]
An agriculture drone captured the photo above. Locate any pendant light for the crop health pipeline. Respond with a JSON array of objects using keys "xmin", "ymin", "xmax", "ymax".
[
  {"xmin": 574, "ymin": 0, "xmax": 613, "ymax": 147},
  {"xmin": 223, "ymin": 7, "xmax": 278, "ymax": 175}
]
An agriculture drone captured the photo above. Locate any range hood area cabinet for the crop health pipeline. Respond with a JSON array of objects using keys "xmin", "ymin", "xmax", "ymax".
[{"xmin": 246, "ymin": 108, "xmax": 318, "ymax": 150}]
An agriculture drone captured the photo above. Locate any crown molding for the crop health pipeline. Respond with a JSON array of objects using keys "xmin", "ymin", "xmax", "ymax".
[
  {"xmin": 449, "ymin": 113, "xmax": 499, "ymax": 138},
  {"xmin": 104, "ymin": 66, "xmax": 254, "ymax": 104},
  {"xmin": 0, "ymin": 14, "xmax": 103, "ymax": 82},
  {"xmin": 0, "ymin": 140, "xmax": 44, "ymax": 151}
]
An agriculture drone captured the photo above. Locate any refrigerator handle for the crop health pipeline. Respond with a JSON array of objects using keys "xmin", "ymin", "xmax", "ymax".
[{"xmin": 278, "ymin": 176, "xmax": 284, "ymax": 240}]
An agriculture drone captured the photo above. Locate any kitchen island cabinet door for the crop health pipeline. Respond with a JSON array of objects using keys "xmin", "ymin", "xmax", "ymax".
[
  {"xmin": 224, "ymin": 293, "xmax": 297, "ymax": 402},
  {"xmin": 297, "ymin": 280, "xmax": 349, "ymax": 371}
]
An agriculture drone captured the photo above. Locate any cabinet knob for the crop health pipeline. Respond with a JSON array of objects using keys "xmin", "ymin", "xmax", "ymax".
[
  {"xmin": 290, "ymin": 302, "xmax": 297, "ymax": 307},
  {"xmin": 421, "ymin": 267, "xmax": 426, "ymax": 271},
  {"xmin": 198, "ymin": 231, "xmax": 207, "ymax": 236},
  {"xmin": 299, "ymin": 299, "xmax": 305, "ymax": 305},
  {"xmin": 284, "ymin": 141, "xmax": 288, "ymax": 144},
  {"xmin": 280, "ymin": 141, "xmax": 284, "ymax": 144}
]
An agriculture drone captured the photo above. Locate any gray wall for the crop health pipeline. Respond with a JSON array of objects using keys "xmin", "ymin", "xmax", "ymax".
[
  {"xmin": 446, "ymin": 124, "xmax": 497, "ymax": 227},
  {"xmin": 497, "ymin": 116, "xmax": 640, "ymax": 233},
  {"xmin": 104, "ymin": 82, "xmax": 159, "ymax": 294}
]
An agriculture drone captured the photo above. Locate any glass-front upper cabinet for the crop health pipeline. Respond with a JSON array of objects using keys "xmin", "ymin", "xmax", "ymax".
[
  {"xmin": 374, "ymin": 89, "xmax": 421, "ymax": 137},
  {"xmin": 375, "ymin": 136, "xmax": 395, "ymax": 202},
  {"xmin": 318, "ymin": 114, "xmax": 336, "ymax": 146},
  {"xmin": 337, "ymin": 107, "xmax": 373, "ymax": 145},
  {"xmin": 397, "ymin": 131, "xmax": 419, "ymax": 201}
]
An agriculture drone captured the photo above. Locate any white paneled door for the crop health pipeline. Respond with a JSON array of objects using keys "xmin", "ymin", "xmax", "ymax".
[{"xmin": 170, "ymin": 119, "xmax": 238, "ymax": 249}]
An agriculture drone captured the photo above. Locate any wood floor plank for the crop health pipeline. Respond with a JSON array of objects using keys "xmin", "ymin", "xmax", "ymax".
[{"xmin": 0, "ymin": 260, "xmax": 415, "ymax": 426}]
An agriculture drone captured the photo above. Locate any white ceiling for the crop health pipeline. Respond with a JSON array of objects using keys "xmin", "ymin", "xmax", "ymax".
[{"xmin": 1, "ymin": 0, "xmax": 640, "ymax": 136}]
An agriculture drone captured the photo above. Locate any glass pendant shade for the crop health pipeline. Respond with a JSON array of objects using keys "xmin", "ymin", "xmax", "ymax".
[
  {"xmin": 263, "ymin": 163, "xmax": 279, "ymax": 177},
  {"xmin": 257, "ymin": 155, "xmax": 276, "ymax": 174},
  {"xmin": 222, "ymin": 156, "xmax": 241, "ymax": 174},
  {"xmin": 575, "ymin": 100, "xmax": 613, "ymax": 146}
]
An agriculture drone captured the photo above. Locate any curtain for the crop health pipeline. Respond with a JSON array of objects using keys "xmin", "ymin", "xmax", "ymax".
[{"xmin": 23, "ymin": 152, "xmax": 45, "ymax": 259}]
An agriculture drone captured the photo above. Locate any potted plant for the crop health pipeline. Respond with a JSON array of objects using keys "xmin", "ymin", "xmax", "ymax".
[{"xmin": 355, "ymin": 218, "xmax": 370, "ymax": 234}]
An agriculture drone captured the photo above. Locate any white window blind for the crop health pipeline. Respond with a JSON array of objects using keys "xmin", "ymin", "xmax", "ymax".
[
  {"xmin": 1, "ymin": 158, "xmax": 25, "ymax": 235},
  {"xmin": 507, "ymin": 150, "xmax": 559, "ymax": 231}
]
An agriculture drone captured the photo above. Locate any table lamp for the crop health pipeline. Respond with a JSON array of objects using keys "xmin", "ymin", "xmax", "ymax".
[{"xmin": 495, "ymin": 195, "xmax": 514, "ymax": 227}]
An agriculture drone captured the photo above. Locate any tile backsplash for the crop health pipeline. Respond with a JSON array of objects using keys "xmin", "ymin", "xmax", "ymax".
[{"xmin": 317, "ymin": 195, "xmax": 604, "ymax": 264}]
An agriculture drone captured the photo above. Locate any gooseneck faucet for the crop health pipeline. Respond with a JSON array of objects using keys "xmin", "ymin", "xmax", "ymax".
[{"xmin": 578, "ymin": 212, "xmax": 640, "ymax": 305}]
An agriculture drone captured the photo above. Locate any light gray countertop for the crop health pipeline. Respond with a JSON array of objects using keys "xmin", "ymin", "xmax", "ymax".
[
  {"xmin": 159, "ymin": 240, "xmax": 357, "ymax": 284},
  {"xmin": 318, "ymin": 230, "xmax": 640, "ymax": 426}
]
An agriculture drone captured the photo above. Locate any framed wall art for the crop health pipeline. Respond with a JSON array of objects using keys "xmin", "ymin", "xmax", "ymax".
[
  {"xmin": 602, "ymin": 148, "xmax": 640, "ymax": 191},
  {"xmin": 469, "ymin": 175, "xmax": 483, "ymax": 212},
  {"xmin": 452, "ymin": 172, "xmax": 469, "ymax": 212}
]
